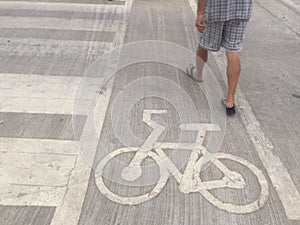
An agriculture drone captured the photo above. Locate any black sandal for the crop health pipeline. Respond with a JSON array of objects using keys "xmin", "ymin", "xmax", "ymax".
[{"xmin": 221, "ymin": 98, "xmax": 236, "ymax": 116}]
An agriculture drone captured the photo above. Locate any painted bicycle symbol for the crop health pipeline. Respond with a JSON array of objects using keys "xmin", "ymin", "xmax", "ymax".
[{"xmin": 96, "ymin": 110, "xmax": 269, "ymax": 214}]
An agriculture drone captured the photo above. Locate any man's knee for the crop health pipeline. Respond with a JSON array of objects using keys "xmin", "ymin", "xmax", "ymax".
[
  {"xmin": 226, "ymin": 51, "xmax": 240, "ymax": 62},
  {"xmin": 197, "ymin": 45, "xmax": 208, "ymax": 54}
]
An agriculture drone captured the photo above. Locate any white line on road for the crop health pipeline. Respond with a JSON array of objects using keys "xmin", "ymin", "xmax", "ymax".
[
  {"xmin": 188, "ymin": 0, "xmax": 300, "ymax": 220},
  {"xmin": 0, "ymin": 138, "xmax": 78, "ymax": 155},
  {"xmin": 0, "ymin": 73, "xmax": 101, "ymax": 114},
  {"xmin": 0, "ymin": 152, "xmax": 76, "ymax": 187},
  {"xmin": 0, "ymin": 16, "xmax": 123, "ymax": 32},
  {"xmin": 0, "ymin": 97, "xmax": 92, "ymax": 115},
  {"xmin": 0, "ymin": 1, "xmax": 126, "ymax": 13},
  {"xmin": 0, "ymin": 73, "xmax": 82, "ymax": 98},
  {"xmin": 0, "ymin": 138, "xmax": 78, "ymax": 206},
  {"xmin": 0, "ymin": 38, "xmax": 113, "ymax": 57},
  {"xmin": 0, "ymin": 185, "xmax": 66, "ymax": 207}
]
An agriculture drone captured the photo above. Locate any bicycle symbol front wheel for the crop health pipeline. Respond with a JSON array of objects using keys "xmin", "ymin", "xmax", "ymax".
[
  {"xmin": 95, "ymin": 147, "xmax": 169, "ymax": 205},
  {"xmin": 199, "ymin": 153, "xmax": 269, "ymax": 214}
]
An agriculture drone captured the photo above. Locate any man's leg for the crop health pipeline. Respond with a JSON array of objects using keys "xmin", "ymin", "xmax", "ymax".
[
  {"xmin": 187, "ymin": 21, "xmax": 223, "ymax": 81},
  {"xmin": 187, "ymin": 45, "xmax": 208, "ymax": 81},
  {"xmin": 222, "ymin": 19, "xmax": 249, "ymax": 109},
  {"xmin": 225, "ymin": 51, "xmax": 241, "ymax": 108},
  {"xmin": 195, "ymin": 45, "xmax": 208, "ymax": 80}
]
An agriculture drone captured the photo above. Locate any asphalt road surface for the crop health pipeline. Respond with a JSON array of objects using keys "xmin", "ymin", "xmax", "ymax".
[{"xmin": 0, "ymin": 0, "xmax": 299, "ymax": 225}]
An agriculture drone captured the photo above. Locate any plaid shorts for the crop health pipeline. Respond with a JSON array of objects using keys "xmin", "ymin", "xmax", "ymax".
[{"xmin": 198, "ymin": 19, "xmax": 249, "ymax": 52}]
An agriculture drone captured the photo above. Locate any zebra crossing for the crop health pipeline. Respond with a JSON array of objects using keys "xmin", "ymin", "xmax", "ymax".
[
  {"xmin": 0, "ymin": 2, "xmax": 130, "ymax": 58},
  {"xmin": 0, "ymin": 1, "xmax": 133, "ymax": 224}
]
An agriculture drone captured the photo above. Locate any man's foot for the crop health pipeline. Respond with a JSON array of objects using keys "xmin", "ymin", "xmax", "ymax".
[
  {"xmin": 224, "ymin": 97, "xmax": 234, "ymax": 108},
  {"xmin": 185, "ymin": 64, "xmax": 203, "ymax": 82},
  {"xmin": 222, "ymin": 98, "xmax": 236, "ymax": 116}
]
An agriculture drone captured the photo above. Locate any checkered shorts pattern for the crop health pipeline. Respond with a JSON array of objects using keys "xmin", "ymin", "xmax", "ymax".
[
  {"xmin": 198, "ymin": 19, "xmax": 249, "ymax": 52},
  {"xmin": 204, "ymin": 0, "xmax": 253, "ymax": 22}
]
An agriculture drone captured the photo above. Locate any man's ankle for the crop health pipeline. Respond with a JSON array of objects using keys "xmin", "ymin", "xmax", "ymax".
[{"xmin": 225, "ymin": 96, "xmax": 235, "ymax": 107}]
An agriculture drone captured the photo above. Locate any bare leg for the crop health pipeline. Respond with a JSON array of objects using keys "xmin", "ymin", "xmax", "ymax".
[
  {"xmin": 195, "ymin": 45, "xmax": 208, "ymax": 80},
  {"xmin": 187, "ymin": 45, "xmax": 208, "ymax": 81},
  {"xmin": 225, "ymin": 51, "xmax": 241, "ymax": 108}
]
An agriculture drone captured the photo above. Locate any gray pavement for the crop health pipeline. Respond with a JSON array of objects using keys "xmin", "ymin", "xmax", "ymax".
[{"xmin": 0, "ymin": 0, "xmax": 299, "ymax": 225}]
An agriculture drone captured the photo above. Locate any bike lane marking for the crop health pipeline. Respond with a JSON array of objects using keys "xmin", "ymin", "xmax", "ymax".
[
  {"xmin": 187, "ymin": 0, "xmax": 300, "ymax": 220},
  {"xmin": 95, "ymin": 119, "xmax": 269, "ymax": 214}
]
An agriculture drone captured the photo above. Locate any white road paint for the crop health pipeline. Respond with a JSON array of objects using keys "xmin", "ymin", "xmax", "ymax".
[
  {"xmin": 0, "ymin": 73, "xmax": 81, "ymax": 98},
  {"xmin": 0, "ymin": 73, "xmax": 101, "ymax": 114},
  {"xmin": 0, "ymin": 138, "xmax": 78, "ymax": 155},
  {"xmin": 0, "ymin": 97, "xmax": 91, "ymax": 115},
  {"xmin": 0, "ymin": 152, "xmax": 76, "ymax": 186},
  {"xmin": 198, "ymin": 153, "xmax": 269, "ymax": 214},
  {"xmin": 94, "ymin": 79, "xmax": 114, "ymax": 136},
  {"xmin": 0, "ymin": 1, "xmax": 126, "ymax": 13},
  {"xmin": 0, "ymin": 16, "xmax": 123, "ymax": 32},
  {"xmin": 0, "ymin": 38, "xmax": 113, "ymax": 57},
  {"xmin": 49, "ymin": 153, "xmax": 92, "ymax": 225},
  {"xmin": 96, "ymin": 147, "xmax": 169, "ymax": 206},
  {"xmin": 0, "ymin": 138, "xmax": 78, "ymax": 206},
  {"xmin": 0, "ymin": 185, "xmax": 66, "ymax": 207},
  {"xmin": 95, "ymin": 119, "xmax": 269, "ymax": 214}
]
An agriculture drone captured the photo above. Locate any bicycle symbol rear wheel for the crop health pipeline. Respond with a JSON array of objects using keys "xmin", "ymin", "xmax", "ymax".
[{"xmin": 95, "ymin": 147, "xmax": 169, "ymax": 205}]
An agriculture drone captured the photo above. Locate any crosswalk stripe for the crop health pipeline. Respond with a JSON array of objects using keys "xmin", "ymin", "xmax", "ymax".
[
  {"xmin": 0, "ymin": 184, "xmax": 67, "ymax": 206},
  {"xmin": 0, "ymin": 38, "xmax": 113, "ymax": 57},
  {"xmin": 0, "ymin": 97, "xmax": 88, "ymax": 115},
  {"xmin": 0, "ymin": 16, "xmax": 124, "ymax": 32},
  {"xmin": 0, "ymin": 138, "xmax": 79, "ymax": 207},
  {"xmin": 0, "ymin": 9, "xmax": 124, "ymax": 20},
  {"xmin": 0, "ymin": 28, "xmax": 115, "ymax": 42},
  {"xmin": 0, "ymin": 142, "xmax": 77, "ymax": 206},
  {"xmin": 0, "ymin": 1, "xmax": 126, "ymax": 13},
  {"xmin": 0, "ymin": 73, "xmax": 82, "ymax": 99},
  {"xmin": 0, "ymin": 138, "xmax": 78, "ymax": 155},
  {"xmin": 0, "ymin": 73, "xmax": 102, "ymax": 114},
  {"xmin": 0, "ymin": 152, "xmax": 77, "ymax": 186}
]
